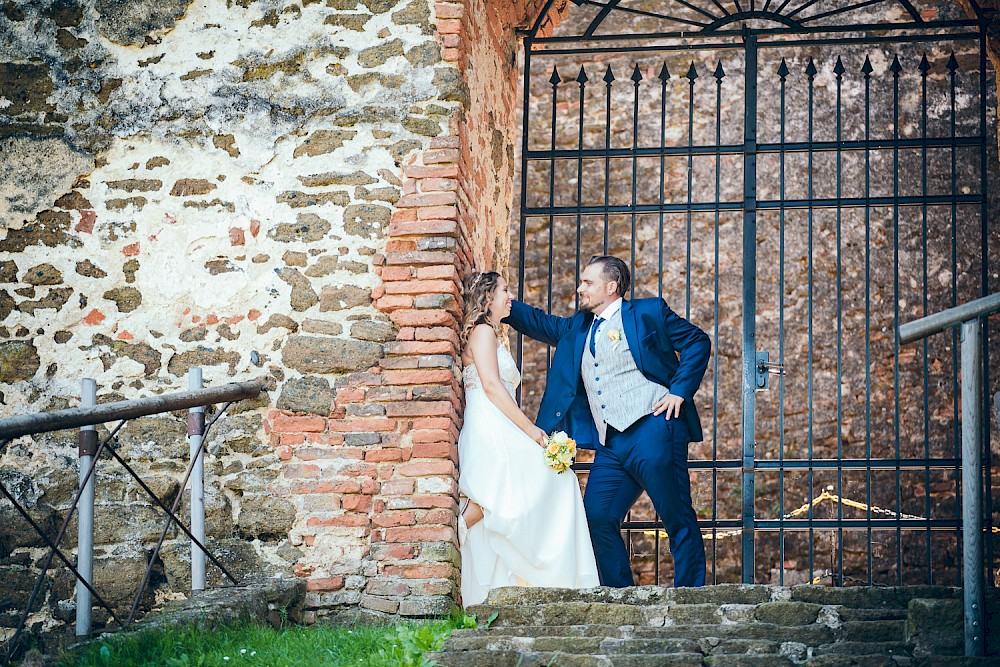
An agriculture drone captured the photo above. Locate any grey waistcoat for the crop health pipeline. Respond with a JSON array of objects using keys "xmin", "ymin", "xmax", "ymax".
[{"xmin": 582, "ymin": 308, "xmax": 670, "ymax": 445}]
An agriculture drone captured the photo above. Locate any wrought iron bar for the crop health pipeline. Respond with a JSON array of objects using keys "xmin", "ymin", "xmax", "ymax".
[
  {"xmin": 575, "ymin": 65, "xmax": 588, "ymax": 310},
  {"xmin": 740, "ymin": 37, "xmax": 758, "ymax": 583},
  {"xmin": 891, "ymin": 53, "xmax": 903, "ymax": 586},
  {"xmin": 685, "ymin": 60, "xmax": 697, "ymax": 318},
  {"xmin": 588, "ymin": 1, "xmax": 711, "ymax": 29},
  {"xmin": 753, "ymin": 458, "xmax": 962, "ymax": 469},
  {"xmin": 653, "ymin": 60, "xmax": 668, "ymax": 578},
  {"xmin": 919, "ymin": 52, "xmax": 932, "ymax": 584},
  {"xmin": 777, "ymin": 56, "xmax": 789, "ymax": 587},
  {"xmin": 529, "ymin": 21, "xmax": 979, "ymax": 44},
  {"xmin": 515, "ymin": 37, "xmax": 532, "ymax": 393},
  {"xmin": 546, "ymin": 65, "xmax": 559, "ymax": 370},
  {"xmin": 805, "ymin": 56, "xmax": 817, "ymax": 583},
  {"xmin": 530, "ymin": 30, "xmax": 982, "ymax": 56},
  {"xmin": 524, "ymin": 134, "xmax": 985, "ymax": 159},
  {"xmin": 603, "ymin": 65, "xmax": 614, "ymax": 252},
  {"xmin": 711, "ymin": 56, "xmax": 723, "ymax": 584},
  {"xmin": 523, "ymin": 193, "xmax": 985, "ymax": 216},
  {"xmin": 977, "ymin": 16, "xmax": 994, "ymax": 605},
  {"xmin": 949, "ymin": 52, "xmax": 961, "ymax": 588},
  {"xmin": 797, "ymin": 0, "xmax": 922, "ymax": 24},
  {"xmin": 658, "ymin": 61, "xmax": 670, "ymax": 301},
  {"xmin": 835, "ymin": 54, "xmax": 845, "ymax": 586},
  {"xmin": 629, "ymin": 63, "xmax": 641, "ymax": 299},
  {"xmin": 0, "ymin": 382, "xmax": 260, "ymax": 440},
  {"xmin": 863, "ymin": 54, "xmax": 874, "ymax": 585}
]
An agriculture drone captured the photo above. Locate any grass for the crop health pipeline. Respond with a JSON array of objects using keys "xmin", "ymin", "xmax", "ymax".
[{"xmin": 60, "ymin": 609, "xmax": 484, "ymax": 667}]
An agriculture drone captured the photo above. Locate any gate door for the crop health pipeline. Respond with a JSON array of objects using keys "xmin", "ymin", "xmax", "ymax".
[{"xmin": 513, "ymin": 0, "xmax": 996, "ymax": 586}]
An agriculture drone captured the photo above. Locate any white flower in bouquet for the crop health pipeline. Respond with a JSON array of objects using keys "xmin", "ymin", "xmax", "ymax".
[{"xmin": 543, "ymin": 430, "xmax": 577, "ymax": 473}]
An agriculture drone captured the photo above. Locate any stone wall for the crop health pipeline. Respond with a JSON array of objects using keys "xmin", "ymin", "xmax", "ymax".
[{"xmin": 0, "ymin": 0, "xmax": 575, "ymax": 646}]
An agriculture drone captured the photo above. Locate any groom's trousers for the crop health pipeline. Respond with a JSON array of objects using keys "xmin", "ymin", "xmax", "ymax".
[{"xmin": 582, "ymin": 413, "xmax": 706, "ymax": 588}]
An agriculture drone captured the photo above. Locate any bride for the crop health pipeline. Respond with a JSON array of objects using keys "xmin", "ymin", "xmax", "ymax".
[{"xmin": 457, "ymin": 270, "xmax": 599, "ymax": 606}]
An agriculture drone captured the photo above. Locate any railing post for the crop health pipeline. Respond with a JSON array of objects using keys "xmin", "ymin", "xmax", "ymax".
[
  {"xmin": 187, "ymin": 368, "xmax": 206, "ymax": 592},
  {"xmin": 961, "ymin": 319, "xmax": 984, "ymax": 657},
  {"xmin": 75, "ymin": 378, "xmax": 97, "ymax": 638}
]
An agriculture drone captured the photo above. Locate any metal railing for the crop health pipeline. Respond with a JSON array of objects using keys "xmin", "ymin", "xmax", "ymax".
[
  {"xmin": 0, "ymin": 369, "xmax": 260, "ymax": 665},
  {"xmin": 898, "ymin": 291, "xmax": 1000, "ymax": 658}
]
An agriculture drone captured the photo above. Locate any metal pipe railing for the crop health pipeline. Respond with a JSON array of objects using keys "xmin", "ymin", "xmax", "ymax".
[
  {"xmin": 0, "ymin": 375, "xmax": 261, "ymax": 665},
  {"xmin": 0, "ymin": 380, "xmax": 260, "ymax": 440},
  {"xmin": 898, "ymin": 291, "xmax": 999, "ymax": 657},
  {"xmin": 898, "ymin": 291, "xmax": 1000, "ymax": 345},
  {"xmin": 76, "ymin": 379, "xmax": 97, "ymax": 638}
]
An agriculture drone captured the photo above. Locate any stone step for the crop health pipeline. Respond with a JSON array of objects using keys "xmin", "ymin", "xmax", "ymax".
[
  {"xmin": 480, "ymin": 584, "xmax": 960, "ymax": 609},
  {"xmin": 425, "ymin": 650, "xmax": 707, "ymax": 667},
  {"xmin": 811, "ymin": 640, "xmax": 911, "ymax": 656},
  {"xmin": 439, "ymin": 585, "xmax": 981, "ymax": 667},
  {"xmin": 442, "ymin": 632, "xmax": 807, "ymax": 657},
  {"xmin": 458, "ymin": 620, "xmax": 839, "ymax": 645}
]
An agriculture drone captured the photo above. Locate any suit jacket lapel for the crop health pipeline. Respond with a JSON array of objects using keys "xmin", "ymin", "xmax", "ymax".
[
  {"xmin": 572, "ymin": 314, "xmax": 590, "ymax": 380},
  {"xmin": 621, "ymin": 300, "xmax": 643, "ymax": 371}
]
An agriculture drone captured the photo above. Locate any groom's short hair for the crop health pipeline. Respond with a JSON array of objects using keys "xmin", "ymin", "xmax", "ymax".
[{"xmin": 586, "ymin": 255, "xmax": 630, "ymax": 298}]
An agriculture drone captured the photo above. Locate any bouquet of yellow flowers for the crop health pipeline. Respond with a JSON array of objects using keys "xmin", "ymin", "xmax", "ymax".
[{"xmin": 543, "ymin": 431, "xmax": 577, "ymax": 473}]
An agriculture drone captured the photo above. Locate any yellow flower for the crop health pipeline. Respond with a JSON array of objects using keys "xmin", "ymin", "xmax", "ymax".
[
  {"xmin": 547, "ymin": 441, "xmax": 560, "ymax": 455},
  {"xmin": 607, "ymin": 329, "xmax": 621, "ymax": 342}
]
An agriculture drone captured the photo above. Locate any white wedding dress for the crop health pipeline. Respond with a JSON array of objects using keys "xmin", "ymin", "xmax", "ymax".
[{"xmin": 458, "ymin": 342, "xmax": 600, "ymax": 607}]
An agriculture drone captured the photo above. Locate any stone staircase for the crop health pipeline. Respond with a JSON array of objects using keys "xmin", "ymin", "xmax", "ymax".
[{"xmin": 428, "ymin": 585, "xmax": 999, "ymax": 666}]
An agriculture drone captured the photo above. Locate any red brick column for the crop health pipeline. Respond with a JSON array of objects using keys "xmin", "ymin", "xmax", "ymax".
[{"xmin": 271, "ymin": 0, "xmax": 576, "ymax": 619}]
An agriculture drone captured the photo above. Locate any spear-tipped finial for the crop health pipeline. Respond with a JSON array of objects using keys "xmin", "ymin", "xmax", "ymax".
[
  {"xmin": 713, "ymin": 62, "xmax": 725, "ymax": 80},
  {"xmin": 658, "ymin": 61, "xmax": 671, "ymax": 82},
  {"xmin": 603, "ymin": 64, "xmax": 615, "ymax": 84},
  {"xmin": 889, "ymin": 55, "xmax": 902, "ymax": 75},
  {"xmin": 834, "ymin": 56, "xmax": 845, "ymax": 77},
  {"xmin": 805, "ymin": 58, "xmax": 817, "ymax": 78},
  {"xmin": 918, "ymin": 53, "xmax": 931, "ymax": 75},
  {"xmin": 861, "ymin": 55, "xmax": 873, "ymax": 77},
  {"xmin": 576, "ymin": 65, "xmax": 589, "ymax": 84},
  {"xmin": 549, "ymin": 66, "xmax": 561, "ymax": 85},
  {"xmin": 685, "ymin": 61, "xmax": 698, "ymax": 82},
  {"xmin": 947, "ymin": 52, "xmax": 959, "ymax": 73},
  {"xmin": 777, "ymin": 58, "xmax": 789, "ymax": 79},
  {"xmin": 630, "ymin": 63, "xmax": 643, "ymax": 83}
]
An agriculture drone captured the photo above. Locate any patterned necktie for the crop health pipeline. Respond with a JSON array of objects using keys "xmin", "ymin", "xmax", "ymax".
[{"xmin": 588, "ymin": 317, "xmax": 603, "ymax": 357}]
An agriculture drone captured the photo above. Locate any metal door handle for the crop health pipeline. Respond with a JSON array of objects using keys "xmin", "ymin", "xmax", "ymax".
[{"xmin": 755, "ymin": 351, "xmax": 785, "ymax": 390}]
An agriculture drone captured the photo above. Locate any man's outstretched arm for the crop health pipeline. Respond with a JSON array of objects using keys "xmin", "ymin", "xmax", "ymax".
[{"xmin": 503, "ymin": 301, "xmax": 574, "ymax": 348}]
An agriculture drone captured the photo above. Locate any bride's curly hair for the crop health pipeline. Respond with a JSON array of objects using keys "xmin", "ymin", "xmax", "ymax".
[{"xmin": 461, "ymin": 271, "xmax": 504, "ymax": 346}]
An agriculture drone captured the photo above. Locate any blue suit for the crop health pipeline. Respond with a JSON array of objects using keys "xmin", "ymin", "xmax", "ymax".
[{"xmin": 504, "ymin": 297, "xmax": 711, "ymax": 587}]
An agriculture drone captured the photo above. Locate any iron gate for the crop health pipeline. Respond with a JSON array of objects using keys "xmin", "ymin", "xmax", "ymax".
[{"xmin": 513, "ymin": 0, "xmax": 998, "ymax": 586}]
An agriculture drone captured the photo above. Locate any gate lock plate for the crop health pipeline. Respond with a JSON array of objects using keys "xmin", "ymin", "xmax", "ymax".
[{"xmin": 755, "ymin": 351, "xmax": 785, "ymax": 390}]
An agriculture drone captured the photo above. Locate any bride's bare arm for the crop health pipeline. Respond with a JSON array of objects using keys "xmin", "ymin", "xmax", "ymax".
[{"xmin": 467, "ymin": 324, "xmax": 547, "ymax": 446}]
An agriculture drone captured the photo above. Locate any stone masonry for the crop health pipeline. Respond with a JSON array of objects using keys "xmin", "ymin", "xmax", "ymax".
[{"xmin": 0, "ymin": 0, "xmax": 573, "ymax": 640}]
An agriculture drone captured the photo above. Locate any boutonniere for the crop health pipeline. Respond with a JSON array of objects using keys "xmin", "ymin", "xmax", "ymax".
[{"xmin": 607, "ymin": 329, "xmax": 621, "ymax": 344}]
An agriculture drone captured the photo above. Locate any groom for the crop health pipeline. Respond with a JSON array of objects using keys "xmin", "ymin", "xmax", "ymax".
[{"xmin": 504, "ymin": 255, "xmax": 711, "ymax": 588}]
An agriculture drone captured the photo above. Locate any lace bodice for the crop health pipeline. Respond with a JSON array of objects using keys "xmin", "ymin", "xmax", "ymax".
[{"xmin": 462, "ymin": 343, "xmax": 521, "ymax": 397}]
